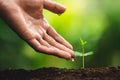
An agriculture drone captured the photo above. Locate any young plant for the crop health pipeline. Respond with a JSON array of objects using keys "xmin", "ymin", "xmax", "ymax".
[{"xmin": 74, "ymin": 38, "xmax": 93, "ymax": 68}]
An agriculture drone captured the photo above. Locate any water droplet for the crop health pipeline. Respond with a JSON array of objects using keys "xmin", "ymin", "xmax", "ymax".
[{"xmin": 71, "ymin": 58, "xmax": 74, "ymax": 62}]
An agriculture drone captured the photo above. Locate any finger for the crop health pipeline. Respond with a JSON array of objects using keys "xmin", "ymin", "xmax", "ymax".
[
  {"xmin": 43, "ymin": 33, "xmax": 75, "ymax": 58},
  {"xmin": 42, "ymin": 19, "xmax": 73, "ymax": 50},
  {"xmin": 28, "ymin": 39, "xmax": 71, "ymax": 59},
  {"xmin": 47, "ymin": 27, "xmax": 73, "ymax": 50},
  {"xmin": 43, "ymin": 0, "xmax": 66, "ymax": 14},
  {"xmin": 27, "ymin": 39, "xmax": 48, "ymax": 52},
  {"xmin": 37, "ymin": 36, "xmax": 50, "ymax": 48},
  {"xmin": 48, "ymin": 47, "xmax": 72, "ymax": 60}
]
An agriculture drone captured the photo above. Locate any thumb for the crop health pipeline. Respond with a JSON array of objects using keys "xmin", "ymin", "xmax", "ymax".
[{"xmin": 43, "ymin": 0, "xmax": 66, "ymax": 14}]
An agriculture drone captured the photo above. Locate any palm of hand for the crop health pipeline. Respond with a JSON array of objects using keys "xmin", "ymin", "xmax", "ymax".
[{"xmin": 0, "ymin": 0, "xmax": 75, "ymax": 59}]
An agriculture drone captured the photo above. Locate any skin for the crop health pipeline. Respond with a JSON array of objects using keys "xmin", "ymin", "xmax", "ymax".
[{"xmin": 0, "ymin": 0, "xmax": 75, "ymax": 59}]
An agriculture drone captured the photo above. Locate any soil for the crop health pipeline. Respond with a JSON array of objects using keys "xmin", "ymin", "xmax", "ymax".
[{"xmin": 0, "ymin": 67, "xmax": 120, "ymax": 80}]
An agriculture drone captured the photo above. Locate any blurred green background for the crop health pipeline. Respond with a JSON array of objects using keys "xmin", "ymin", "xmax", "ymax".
[{"xmin": 0, "ymin": 0, "xmax": 120, "ymax": 70}]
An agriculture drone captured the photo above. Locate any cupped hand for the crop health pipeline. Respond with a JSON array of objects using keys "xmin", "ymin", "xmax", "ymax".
[{"xmin": 0, "ymin": 0, "xmax": 75, "ymax": 59}]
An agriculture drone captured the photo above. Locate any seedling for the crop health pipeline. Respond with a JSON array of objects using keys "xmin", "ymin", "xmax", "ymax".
[{"xmin": 73, "ymin": 38, "xmax": 93, "ymax": 68}]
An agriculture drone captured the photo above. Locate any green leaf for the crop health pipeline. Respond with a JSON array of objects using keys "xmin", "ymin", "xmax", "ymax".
[
  {"xmin": 74, "ymin": 51, "xmax": 82, "ymax": 56},
  {"xmin": 80, "ymin": 38, "xmax": 84, "ymax": 45},
  {"xmin": 74, "ymin": 51, "xmax": 93, "ymax": 57},
  {"xmin": 83, "ymin": 41, "xmax": 87, "ymax": 45},
  {"xmin": 84, "ymin": 51, "xmax": 93, "ymax": 56},
  {"xmin": 80, "ymin": 38, "xmax": 87, "ymax": 45}
]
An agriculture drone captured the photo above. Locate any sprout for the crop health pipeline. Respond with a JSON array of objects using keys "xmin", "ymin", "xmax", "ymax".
[{"xmin": 73, "ymin": 38, "xmax": 93, "ymax": 68}]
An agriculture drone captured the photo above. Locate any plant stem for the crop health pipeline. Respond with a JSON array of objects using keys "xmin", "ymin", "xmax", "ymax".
[
  {"xmin": 80, "ymin": 38, "xmax": 86, "ymax": 68},
  {"xmin": 82, "ymin": 44, "xmax": 84, "ymax": 68}
]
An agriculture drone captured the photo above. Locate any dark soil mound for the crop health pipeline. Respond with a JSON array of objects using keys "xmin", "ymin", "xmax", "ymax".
[{"xmin": 0, "ymin": 67, "xmax": 120, "ymax": 80}]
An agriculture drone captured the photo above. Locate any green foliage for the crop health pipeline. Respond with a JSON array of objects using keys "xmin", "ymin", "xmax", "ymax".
[
  {"xmin": 74, "ymin": 38, "xmax": 93, "ymax": 68},
  {"xmin": 74, "ymin": 51, "xmax": 93, "ymax": 57},
  {"xmin": 80, "ymin": 38, "xmax": 87, "ymax": 46}
]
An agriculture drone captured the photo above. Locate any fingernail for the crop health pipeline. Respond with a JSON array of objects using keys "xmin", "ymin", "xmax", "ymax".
[{"xmin": 70, "ymin": 50, "xmax": 76, "ymax": 58}]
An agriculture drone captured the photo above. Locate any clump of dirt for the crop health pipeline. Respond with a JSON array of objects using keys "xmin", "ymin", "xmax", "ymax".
[{"xmin": 0, "ymin": 67, "xmax": 120, "ymax": 80}]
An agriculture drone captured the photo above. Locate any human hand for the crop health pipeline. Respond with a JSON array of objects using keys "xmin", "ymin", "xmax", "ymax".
[{"xmin": 0, "ymin": 0, "xmax": 75, "ymax": 59}]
